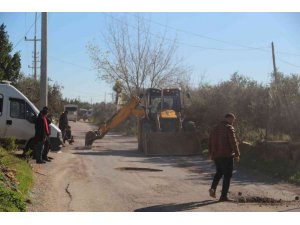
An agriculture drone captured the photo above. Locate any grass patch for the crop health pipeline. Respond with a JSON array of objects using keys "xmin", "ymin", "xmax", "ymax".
[
  {"xmin": 0, "ymin": 186, "xmax": 26, "ymax": 212},
  {"xmin": 0, "ymin": 147, "xmax": 33, "ymax": 212},
  {"xmin": 289, "ymin": 171, "xmax": 300, "ymax": 185},
  {"xmin": 1, "ymin": 137, "xmax": 18, "ymax": 152},
  {"xmin": 202, "ymin": 149, "xmax": 209, "ymax": 157}
]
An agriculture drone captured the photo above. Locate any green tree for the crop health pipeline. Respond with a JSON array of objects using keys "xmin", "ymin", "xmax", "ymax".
[
  {"xmin": 15, "ymin": 76, "xmax": 64, "ymax": 117},
  {"xmin": 269, "ymin": 72, "xmax": 300, "ymax": 140},
  {"xmin": 0, "ymin": 24, "xmax": 22, "ymax": 83},
  {"xmin": 185, "ymin": 73, "xmax": 269, "ymax": 141}
]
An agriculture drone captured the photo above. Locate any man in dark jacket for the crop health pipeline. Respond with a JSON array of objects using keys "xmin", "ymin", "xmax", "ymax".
[
  {"xmin": 208, "ymin": 113, "xmax": 240, "ymax": 201},
  {"xmin": 59, "ymin": 110, "xmax": 68, "ymax": 144},
  {"xmin": 34, "ymin": 106, "xmax": 50, "ymax": 164},
  {"xmin": 42, "ymin": 113, "xmax": 52, "ymax": 161}
]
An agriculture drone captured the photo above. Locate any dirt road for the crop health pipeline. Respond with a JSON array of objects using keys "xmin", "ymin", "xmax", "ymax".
[{"xmin": 29, "ymin": 121, "xmax": 300, "ymax": 212}]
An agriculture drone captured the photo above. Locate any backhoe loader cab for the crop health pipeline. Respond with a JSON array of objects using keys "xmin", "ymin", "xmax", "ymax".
[
  {"xmin": 140, "ymin": 88, "xmax": 182, "ymax": 133},
  {"xmin": 137, "ymin": 88, "xmax": 201, "ymax": 155},
  {"xmin": 145, "ymin": 88, "xmax": 181, "ymax": 114}
]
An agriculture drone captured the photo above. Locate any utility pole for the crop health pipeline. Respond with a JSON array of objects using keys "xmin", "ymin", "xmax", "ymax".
[
  {"xmin": 271, "ymin": 42, "xmax": 278, "ymax": 83},
  {"xmin": 267, "ymin": 42, "xmax": 278, "ymax": 143},
  {"xmin": 40, "ymin": 12, "xmax": 48, "ymax": 108},
  {"xmin": 25, "ymin": 13, "xmax": 41, "ymax": 80}
]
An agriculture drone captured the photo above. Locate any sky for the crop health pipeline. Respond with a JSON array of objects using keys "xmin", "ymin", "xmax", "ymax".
[{"xmin": 1, "ymin": 12, "xmax": 300, "ymax": 104}]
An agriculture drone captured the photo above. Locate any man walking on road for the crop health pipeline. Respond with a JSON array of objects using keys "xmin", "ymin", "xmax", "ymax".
[{"xmin": 208, "ymin": 113, "xmax": 240, "ymax": 201}]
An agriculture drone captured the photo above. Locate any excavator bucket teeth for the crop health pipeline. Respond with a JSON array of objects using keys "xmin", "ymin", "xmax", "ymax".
[
  {"xmin": 85, "ymin": 131, "xmax": 97, "ymax": 146},
  {"xmin": 142, "ymin": 132, "xmax": 201, "ymax": 156}
]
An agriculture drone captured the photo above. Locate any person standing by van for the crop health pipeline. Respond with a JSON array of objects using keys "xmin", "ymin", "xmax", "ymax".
[
  {"xmin": 59, "ymin": 110, "xmax": 68, "ymax": 144},
  {"xmin": 42, "ymin": 112, "xmax": 52, "ymax": 162},
  {"xmin": 34, "ymin": 107, "xmax": 50, "ymax": 164}
]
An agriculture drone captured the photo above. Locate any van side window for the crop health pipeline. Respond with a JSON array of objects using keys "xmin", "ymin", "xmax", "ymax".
[
  {"xmin": 0, "ymin": 94, "xmax": 3, "ymax": 116},
  {"xmin": 25, "ymin": 103, "xmax": 36, "ymax": 123},
  {"xmin": 10, "ymin": 98, "xmax": 25, "ymax": 119}
]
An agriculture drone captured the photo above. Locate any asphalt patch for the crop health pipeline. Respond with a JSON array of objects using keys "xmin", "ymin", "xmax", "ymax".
[
  {"xmin": 232, "ymin": 195, "xmax": 300, "ymax": 207},
  {"xmin": 236, "ymin": 196, "xmax": 283, "ymax": 204}
]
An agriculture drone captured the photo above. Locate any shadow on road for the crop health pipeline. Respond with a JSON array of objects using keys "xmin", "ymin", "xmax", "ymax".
[{"xmin": 134, "ymin": 200, "xmax": 219, "ymax": 212}]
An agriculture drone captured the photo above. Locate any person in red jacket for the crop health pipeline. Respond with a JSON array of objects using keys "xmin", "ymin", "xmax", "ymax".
[
  {"xmin": 34, "ymin": 106, "xmax": 50, "ymax": 164},
  {"xmin": 208, "ymin": 113, "xmax": 240, "ymax": 201}
]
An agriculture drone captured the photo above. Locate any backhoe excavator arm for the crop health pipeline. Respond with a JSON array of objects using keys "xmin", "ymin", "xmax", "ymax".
[{"xmin": 85, "ymin": 96, "xmax": 145, "ymax": 146}]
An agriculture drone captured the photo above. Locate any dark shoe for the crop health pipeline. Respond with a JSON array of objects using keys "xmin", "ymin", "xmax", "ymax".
[
  {"xmin": 219, "ymin": 196, "xmax": 234, "ymax": 202},
  {"xmin": 209, "ymin": 189, "xmax": 216, "ymax": 198},
  {"xmin": 48, "ymin": 156, "xmax": 54, "ymax": 160}
]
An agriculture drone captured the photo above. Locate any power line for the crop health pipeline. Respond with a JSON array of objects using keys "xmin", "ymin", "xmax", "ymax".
[
  {"xmin": 49, "ymin": 56, "xmax": 95, "ymax": 71},
  {"xmin": 118, "ymin": 13, "xmax": 300, "ymax": 57},
  {"xmin": 103, "ymin": 13, "xmax": 271, "ymax": 53},
  {"xmin": 12, "ymin": 13, "xmax": 41, "ymax": 51},
  {"xmin": 277, "ymin": 57, "xmax": 300, "ymax": 68},
  {"xmin": 103, "ymin": 13, "xmax": 269, "ymax": 52},
  {"xmin": 276, "ymin": 50, "xmax": 300, "ymax": 57},
  {"xmin": 129, "ymin": 13, "xmax": 271, "ymax": 51}
]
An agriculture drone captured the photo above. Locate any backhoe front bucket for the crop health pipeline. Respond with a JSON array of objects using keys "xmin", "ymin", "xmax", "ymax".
[
  {"xmin": 85, "ymin": 131, "xmax": 98, "ymax": 146},
  {"xmin": 142, "ymin": 132, "xmax": 201, "ymax": 156}
]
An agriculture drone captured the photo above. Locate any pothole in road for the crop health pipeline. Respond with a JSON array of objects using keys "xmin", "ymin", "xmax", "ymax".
[
  {"xmin": 74, "ymin": 146, "xmax": 92, "ymax": 150},
  {"xmin": 115, "ymin": 167, "xmax": 163, "ymax": 172}
]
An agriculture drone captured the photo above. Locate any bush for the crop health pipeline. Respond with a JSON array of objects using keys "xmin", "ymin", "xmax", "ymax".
[
  {"xmin": 289, "ymin": 171, "xmax": 300, "ymax": 185},
  {"xmin": 0, "ymin": 187, "xmax": 26, "ymax": 212},
  {"xmin": 2, "ymin": 137, "xmax": 18, "ymax": 152},
  {"xmin": 202, "ymin": 149, "xmax": 209, "ymax": 157}
]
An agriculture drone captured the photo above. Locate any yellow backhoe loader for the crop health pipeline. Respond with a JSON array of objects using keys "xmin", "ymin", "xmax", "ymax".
[{"xmin": 85, "ymin": 88, "xmax": 201, "ymax": 156}]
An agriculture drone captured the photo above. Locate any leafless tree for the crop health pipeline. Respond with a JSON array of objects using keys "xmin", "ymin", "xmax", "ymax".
[{"xmin": 87, "ymin": 14, "xmax": 190, "ymax": 96}]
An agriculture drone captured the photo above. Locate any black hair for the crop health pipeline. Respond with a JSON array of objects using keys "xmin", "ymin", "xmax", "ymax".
[{"xmin": 41, "ymin": 106, "xmax": 49, "ymax": 115}]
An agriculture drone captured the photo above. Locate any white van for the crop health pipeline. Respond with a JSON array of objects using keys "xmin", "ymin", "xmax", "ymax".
[
  {"xmin": 64, "ymin": 104, "xmax": 78, "ymax": 122},
  {"xmin": 0, "ymin": 81, "xmax": 62, "ymax": 151}
]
